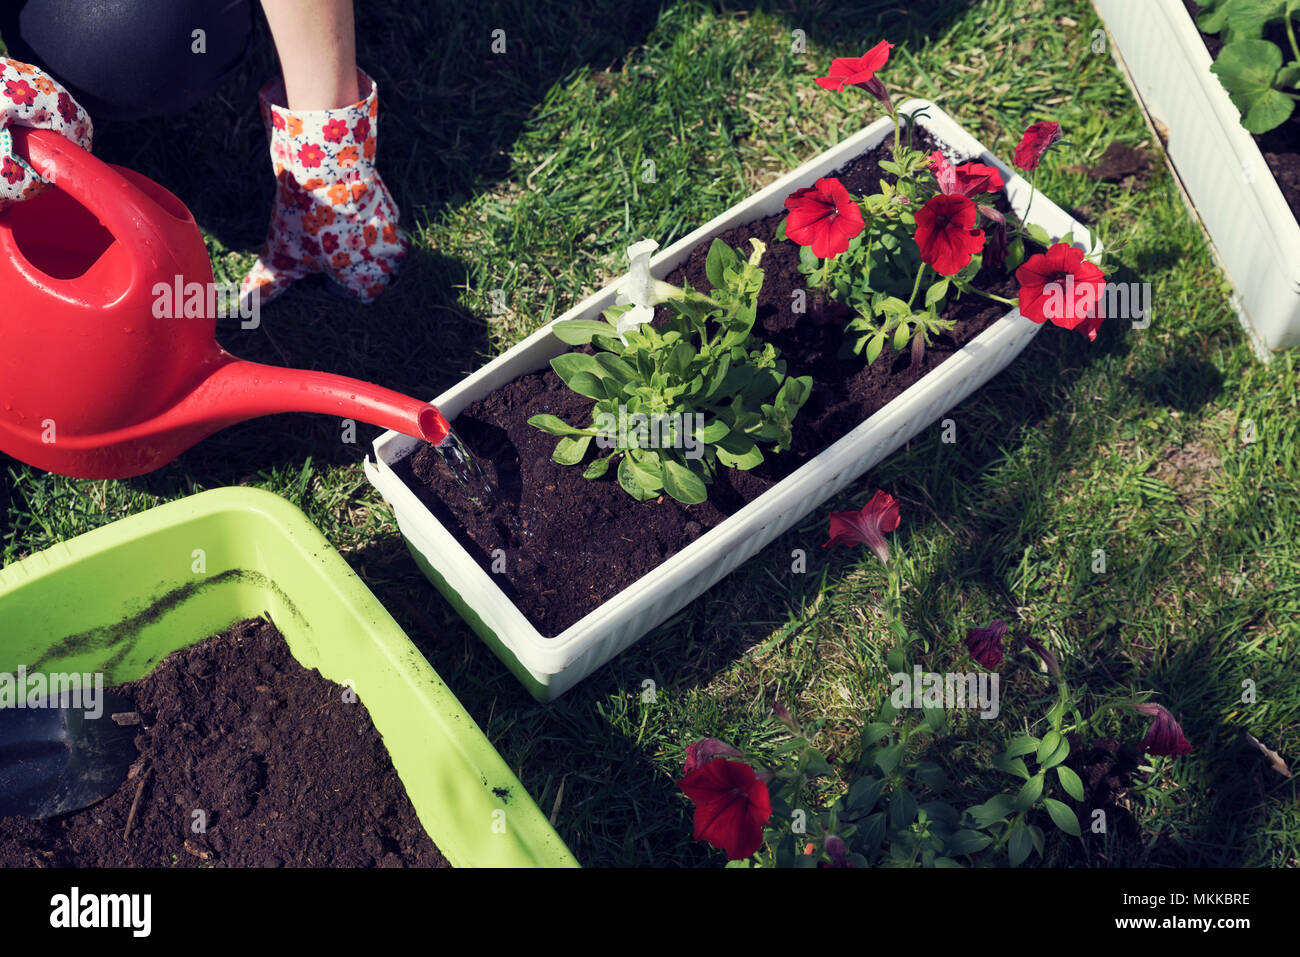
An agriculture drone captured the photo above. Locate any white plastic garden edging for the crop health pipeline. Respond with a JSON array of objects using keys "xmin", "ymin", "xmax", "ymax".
[
  {"xmin": 366, "ymin": 99, "xmax": 1098, "ymax": 701},
  {"xmin": 1094, "ymin": 0, "xmax": 1300, "ymax": 357}
]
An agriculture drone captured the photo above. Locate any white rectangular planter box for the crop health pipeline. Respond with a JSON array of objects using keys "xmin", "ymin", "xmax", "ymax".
[
  {"xmin": 1094, "ymin": 0, "xmax": 1300, "ymax": 357},
  {"xmin": 366, "ymin": 99, "xmax": 1097, "ymax": 701}
]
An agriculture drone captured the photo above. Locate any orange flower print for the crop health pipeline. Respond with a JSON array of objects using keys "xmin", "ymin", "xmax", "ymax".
[
  {"xmin": 363, "ymin": 136, "xmax": 376, "ymax": 161},
  {"xmin": 287, "ymin": 116, "xmax": 304, "ymax": 137},
  {"xmin": 363, "ymin": 224, "xmax": 378, "ymax": 247},
  {"xmin": 301, "ymin": 204, "xmax": 336, "ymax": 235},
  {"xmin": 296, "ymin": 142, "xmax": 325, "ymax": 168},
  {"xmin": 331, "ymin": 251, "xmax": 352, "ymax": 270},
  {"xmin": 327, "ymin": 182, "xmax": 351, "ymax": 206},
  {"xmin": 381, "ymin": 223, "xmax": 398, "ymax": 245},
  {"xmin": 303, "ymin": 177, "xmax": 325, "ymax": 191},
  {"xmin": 5, "ymin": 60, "xmax": 35, "ymax": 74},
  {"xmin": 335, "ymin": 145, "xmax": 359, "ymax": 169},
  {"xmin": 33, "ymin": 76, "xmax": 55, "ymax": 95},
  {"xmin": 350, "ymin": 181, "xmax": 368, "ymax": 203}
]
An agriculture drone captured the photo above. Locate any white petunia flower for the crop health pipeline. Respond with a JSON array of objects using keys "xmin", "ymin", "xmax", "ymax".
[{"xmin": 612, "ymin": 239, "xmax": 681, "ymax": 343}]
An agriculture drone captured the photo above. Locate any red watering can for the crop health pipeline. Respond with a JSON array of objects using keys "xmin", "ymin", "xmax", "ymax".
[{"xmin": 0, "ymin": 127, "xmax": 449, "ymax": 479}]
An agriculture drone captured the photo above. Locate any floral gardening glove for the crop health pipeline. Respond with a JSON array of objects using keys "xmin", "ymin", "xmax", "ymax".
[
  {"xmin": 241, "ymin": 69, "xmax": 408, "ymax": 307},
  {"xmin": 1, "ymin": 58, "xmax": 93, "ymax": 211}
]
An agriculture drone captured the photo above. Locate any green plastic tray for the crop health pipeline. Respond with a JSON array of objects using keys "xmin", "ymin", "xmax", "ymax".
[{"xmin": 0, "ymin": 487, "xmax": 576, "ymax": 868}]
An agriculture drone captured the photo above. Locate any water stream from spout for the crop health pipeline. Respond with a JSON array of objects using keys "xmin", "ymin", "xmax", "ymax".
[{"xmin": 431, "ymin": 427, "xmax": 494, "ymax": 507}]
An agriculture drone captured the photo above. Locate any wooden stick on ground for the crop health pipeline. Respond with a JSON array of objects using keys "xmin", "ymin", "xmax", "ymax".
[{"xmin": 123, "ymin": 765, "xmax": 152, "ymax": 842}]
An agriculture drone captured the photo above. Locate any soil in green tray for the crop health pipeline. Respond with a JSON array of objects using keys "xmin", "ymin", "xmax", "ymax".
[
  {"xmin": 0, "ymin": 618, "xmax": 449, "ymax": 868},
  {"xmin": 400, "ymin": 128, "xmax": 1039, "ymax": 637}
]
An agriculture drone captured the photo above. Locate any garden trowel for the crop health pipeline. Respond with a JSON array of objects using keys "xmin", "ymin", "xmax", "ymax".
[{"xmin": 0, "ymin": 690, "xmax": 139, "ymax": 819}]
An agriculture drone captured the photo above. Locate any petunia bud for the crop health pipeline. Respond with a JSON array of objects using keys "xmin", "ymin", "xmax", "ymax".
[
  {"xmin": 773, "ymin": 701, "xmax": 797, "ymax": 731},
  {"xmin": 1135, "ymin": 703, "xmax": 1193, "ymax": 757},
  {"xmin": 683, "ymin": 737, "xmax": 743, "ymax": 774},
  {"xmin": 825, "ymin": 834, "xmax": 852, "ymax": 868},
  {"xmin": 1024, "ymin": 635, "xmax": 1060, "ymax": 677}
]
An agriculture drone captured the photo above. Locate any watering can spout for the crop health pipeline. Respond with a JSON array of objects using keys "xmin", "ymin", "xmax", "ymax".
[{"xmin": 177, "ymin": 356, "xmax": 451, "ymax": 446}]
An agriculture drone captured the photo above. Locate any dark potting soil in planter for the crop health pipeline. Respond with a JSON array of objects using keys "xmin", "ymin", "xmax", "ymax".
[
  {"xmin": 1186, "ymin": 0, "xmax": 1300, "ymax": 221},
  {"xmin": 0, "ymin": 618, "xmax": 449, "ymax": 868},
  {"xmin": 400, "ymin": 132, "xmax": 1033, "ymax": 637}
]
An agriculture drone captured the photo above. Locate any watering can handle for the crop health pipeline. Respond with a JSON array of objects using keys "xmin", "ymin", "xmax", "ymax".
[{"xmin": 8, "ymin": 127, "xmax": 192, "ymax": 263}]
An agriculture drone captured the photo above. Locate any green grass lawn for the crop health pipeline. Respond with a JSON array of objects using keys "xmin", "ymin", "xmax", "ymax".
[{"xmin": 3, "ymin": 0, "xmax": 1297, "ymax": 867}]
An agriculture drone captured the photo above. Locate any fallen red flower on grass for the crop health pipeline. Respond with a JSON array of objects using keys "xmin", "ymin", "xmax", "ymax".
[
  {"xmin": 822, "ymin": 490, "xmax": 901, "ymax": 564},
  {"xmin": 965, "ymin": 620, "xmax": 1007, "ymax": 669},
  {"xmin": 914, "ymin": 193, "xmax": 985, "ymax": 276},
  {"xmin": 1015, "ymin": 242, "xmax": 1107, "ymax": 340},
  {"xmin": 1136, "ymin": 703, "xmax": 1193, "ymax": 757},
  {"xmin": 784, "ymin": 176, "xmax": 865, "ymax": 259},
  {"xmin": 1014, "ymin": 120, "xmax": 1062, "ymax": 172},
  {"xmin": 678, "ymin": 758, "xmax": 773, "ymax": 860}
]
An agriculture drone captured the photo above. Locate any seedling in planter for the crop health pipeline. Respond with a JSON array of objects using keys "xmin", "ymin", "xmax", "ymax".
[
  {"xmin": 785, "ymin": 41, "xmax": 1110, "ymax": 365},
  {"xmin": 1198, "ymin": 0, "xmax": 1300, "ymax": 134},
  {"xmin": 529, "ymin": 238, "xmax": 812, "ymax": 505}
]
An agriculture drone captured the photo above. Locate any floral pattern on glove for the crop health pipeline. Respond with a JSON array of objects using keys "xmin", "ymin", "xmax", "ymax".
[
  {"xmin": 1, "ymin": 58, "xmax": 93, "ymax": 210},
  {"xmin": 241, "ymin": 69, "xmax": 407, "ymax": 306}
]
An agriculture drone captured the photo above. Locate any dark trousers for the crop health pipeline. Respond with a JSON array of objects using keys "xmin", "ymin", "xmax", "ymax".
[{"xmin": 0, "ymin": 0, "xmax": 254, "ymax": 120}]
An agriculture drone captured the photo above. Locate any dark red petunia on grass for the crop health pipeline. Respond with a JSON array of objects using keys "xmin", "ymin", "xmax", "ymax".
[
  {"xmin": 1014, "ymin": 120, "xmax": 1062, "ymax": 172},
  {"xmin": 928, "ymin": 151, "xmax": 1005, "ymax": 198},
  {"xmin": 965, "ymin": 620, "xmax": 1007, "ymax": 669},
  {"xmin": 1136, "ymin": 703, "xmax": 1193, "ymax": 757},
  {"xmin": 784, "ymin": 176, "xmax": 866, "ymax": 259},
  {"xmin": 822, "ymin": 490, "xmax": 901, "ymax": 565},
  {"xmin": 678, "ymin": 757, "xmax": 773, "ymax": 860},
  {"xmin": 914, "ymin": 193, "xmax": 985, "ymax": 276},
  {"xmin": 1016, "ymin": 242, "xmax": 1107, "ymax": 340},
  {"xmin": 815, "ymin": 41, "xmax": 894, "ymax": 92}
]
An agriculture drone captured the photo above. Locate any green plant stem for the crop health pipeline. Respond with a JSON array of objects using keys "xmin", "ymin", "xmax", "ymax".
[
  {"xmin": 906, "ymin": 261, "xmax": 928, "ymax": 310},
  {"xmin": 1286, "ymin": 15, "xmax": 1300, "ymax": 66},
  {"xmin": 1020, "ymin": 172, "xmax": 1037, "ymax": 238},
  {"xmin": 968, "ymin": 286, "xmax": 1018, "ymax": 307}
]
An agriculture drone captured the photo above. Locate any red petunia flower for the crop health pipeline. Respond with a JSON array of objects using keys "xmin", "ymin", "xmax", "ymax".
[
  {"xmin": 296, "ymin": 143, "xmax": 326, "ymax": 168},
  {"xmin": 928, "ymin": 150, "xmax": 1005, "ymax": 198},
  {"xmin": 678, "ymin": 758, "xmax": 773, "ymax": 860},
  {"xmin": 784, "ymin": 176, "xmax": 865, "ymax": 259},
  {"xmin": 322, "ymin": 118, "xmax": 349, "ymax": 143},
  {"xmin": 914, "ymin": 193, "xmax": 985, "ymax": 276},
  {"xmin": 683, "ymin": 737, "xmax": 743, "ymax": 774},
  {"xmin": 815, "ymin": 41, "xmax": 893, "ymax": 90},
  {"xmin": 822, "ymin": 489, "xmax": 901, "ymax": 565},
  {"xmin": 1014, "ymin": 121, "xmax": 1062, "ymax": 172},
  {"xmin": 4, "ymin": 78, "xmax": 37, "ymax": 107},
  {"xmin": 1015, "ymin": 242, "xmax": 1106, "ymax": 340},
  {"xmin": 965, "ymin": 619, "xmax": 1007, "ymax": 669},
  {"xmin": 1136, "ymin": 703, "xmax": 1192, "ymax": 757}
]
